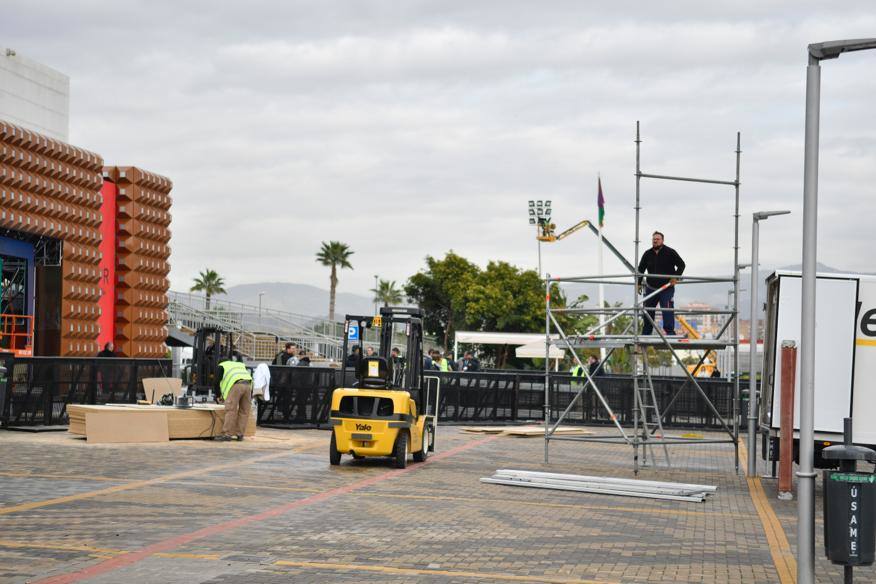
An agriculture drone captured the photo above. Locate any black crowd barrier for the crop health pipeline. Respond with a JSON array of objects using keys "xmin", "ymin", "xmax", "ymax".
[
  {"xmin": 0, "ymin": 357, "xmax": 172, "ymax": 427},
  {"xmin": 258, "ymin": 368, "xmax": 736, "ymax": 430},
  {"xmin": 0, "ymin": 360, "xmax": 736, "ymax": 430}
]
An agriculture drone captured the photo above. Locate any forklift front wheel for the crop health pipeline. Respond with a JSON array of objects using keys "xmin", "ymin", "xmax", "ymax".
[
  {"xmin": 413, "ymin": 426, "xmax": 430, "ymax": 463},
  {"xmin": 329, "ymin": 431, "xmax": 341, "ymax": 466},
  {"xmin": 394, "ymin": 432, "xmax": 408, "ymax": 469}
]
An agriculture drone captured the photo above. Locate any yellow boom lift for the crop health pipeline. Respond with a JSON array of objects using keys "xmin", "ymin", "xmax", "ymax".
[{"xmin": 676, "ymin": 315, "xmax": 718, "ymax": 377}]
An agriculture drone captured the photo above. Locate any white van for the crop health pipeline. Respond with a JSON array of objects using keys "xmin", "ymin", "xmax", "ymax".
[{"xmin": 759, "ymin": 270, "xmax": 876, "ymax": 467}]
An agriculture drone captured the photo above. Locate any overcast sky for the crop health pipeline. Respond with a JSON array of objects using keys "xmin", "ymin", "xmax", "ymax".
[{"xmin": 4, "ymin": 1, "xmax": 875, "ymax": 304}]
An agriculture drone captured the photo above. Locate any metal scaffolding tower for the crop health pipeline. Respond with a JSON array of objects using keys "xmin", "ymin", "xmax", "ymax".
[{"xmin": 543, "ymin": 121, "xmax": 741, "ymax": 474}]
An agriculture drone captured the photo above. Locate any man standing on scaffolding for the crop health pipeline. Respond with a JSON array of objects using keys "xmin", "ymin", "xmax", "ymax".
[{"xmin": 637, "ymin": 231, "xmax": 685, "ymax": 336}]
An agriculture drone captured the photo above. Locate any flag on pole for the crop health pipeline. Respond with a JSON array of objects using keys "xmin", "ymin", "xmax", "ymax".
[{"xmin": 597, "ymin": 177, "xmax": 605, "ymax": 227}]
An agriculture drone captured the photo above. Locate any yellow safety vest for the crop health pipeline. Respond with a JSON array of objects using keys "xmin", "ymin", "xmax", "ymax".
[
  {"xmin": 438, "ymin": 359, "xmax": 450, "ymax": 372},
  {"xmin": 570, "ymin": 365, "xmax": 584, "ymax": 377},
  {"xmin": 219, "ymin": 361, "xmax": 252, "ymax": 400}
]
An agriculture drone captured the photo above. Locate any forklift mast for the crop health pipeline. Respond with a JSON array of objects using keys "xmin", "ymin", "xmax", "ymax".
[
  {"xmin": 338, "ymin": 307, "xmax": 426, "ymax": 405},
  {"xmin": 190, "ymin": 327, "xmax": 234, "ymax": 394}
]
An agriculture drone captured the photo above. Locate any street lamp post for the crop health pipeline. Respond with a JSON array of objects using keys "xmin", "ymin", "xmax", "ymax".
[
  {"xmin": 258, "ymin": 291, "xmax": 265, "ymax": 326},
  {"xmin": 527, "ymin": 200, "xmax": 552, "ymax": 276},
  {"xmin": 747, "ymin": 211, "xmax": 790, "ymax": 479},
  {"xmin": 373, "ymin": 275, "xmax": 379, "ymax": 314},
  {"xmin": 799, "ymin": 39, "xmax": 876, "ymax": 584}
]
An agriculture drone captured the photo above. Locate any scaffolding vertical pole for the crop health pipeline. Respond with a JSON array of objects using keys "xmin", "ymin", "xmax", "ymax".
[
  {"xmin": 733, "ymin": 132, "xmax": 741, "ymax": 473},
  {"xmin": 633, "ymin": 121, "xmax": 642, "ymax": 475},
  {"xmin": 544, "ymin": 273, "xmax": 551, "ymax": 464}
]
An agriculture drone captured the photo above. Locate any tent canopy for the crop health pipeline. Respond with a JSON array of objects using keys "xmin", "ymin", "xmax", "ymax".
[
  {"xmin": 454, "ymin": 331, "xmax": 565, "ymax": 359},
  {"xmin": 515, "ymin": 341, "xmax": 565, "ymax": 359}
]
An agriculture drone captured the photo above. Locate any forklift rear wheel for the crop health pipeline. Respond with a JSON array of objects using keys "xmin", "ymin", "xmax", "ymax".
[
  {"xmin": 329, "ymin": 432, "xmax": 341, "ymax": 466},
  {"xmin": 394, "ymin": 432, "xmax": 408, "ymax": 469},
  {"xmin": 413, "ymin": 426, "xmax": 430, "ymax": 462}
]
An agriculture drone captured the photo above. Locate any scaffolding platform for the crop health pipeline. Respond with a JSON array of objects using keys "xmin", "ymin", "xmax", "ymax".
[{"xmin": 561, "ymin": 337, "xmax": 734, "ymax": 350}]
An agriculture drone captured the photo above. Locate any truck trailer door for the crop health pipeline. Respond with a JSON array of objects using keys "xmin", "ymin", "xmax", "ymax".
[{"xmin": 770, "ymin": 275, "xmax": 857, "ymax": 434}]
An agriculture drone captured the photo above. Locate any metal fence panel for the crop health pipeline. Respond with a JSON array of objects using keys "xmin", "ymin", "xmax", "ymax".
[
  {"xmin": 258, "ymin": 369, "xmax": 735, "ymax": 429},
  {"xmin": 1, "ymin": 357, "xmax": 172, "ymax": 426}
]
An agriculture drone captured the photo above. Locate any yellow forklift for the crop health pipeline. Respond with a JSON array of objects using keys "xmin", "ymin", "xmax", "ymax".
[{"xmin": 329, "ymin": 307, "xmax": 439, "ymax": 468}]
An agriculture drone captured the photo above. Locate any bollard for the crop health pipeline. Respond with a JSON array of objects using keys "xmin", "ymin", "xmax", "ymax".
[{"xmin": 778, "ymin": 341, "xmax": 797, "ymax": 499}]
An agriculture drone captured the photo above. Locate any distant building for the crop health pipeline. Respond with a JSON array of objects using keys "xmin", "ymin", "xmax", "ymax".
[
  {"xmin": 681, "ymin": 302, "xmax": 723, "ymax": 338},
  {"xmin": 0, "ymin": 49, "xmax": 70, "ymax": 142}
]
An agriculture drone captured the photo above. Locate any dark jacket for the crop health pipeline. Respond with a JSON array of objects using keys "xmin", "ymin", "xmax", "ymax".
[
  {"xmin": 274, "ymin": 351, "xmax": 294, "ymax": 366},
  {"xmin": 460, "ymin": 357, "xmax": 480, "ymax": 372},
  {"xmin": 345, "ymin": 353, "xmax": 360, "ymax": 368},
  {"xmin": 97, "ymin": 349, "xmax": 116, "ymax": 358},
  {"xmin": 638, "ymin": 245, "xmax": 685, "ymax": 288}
]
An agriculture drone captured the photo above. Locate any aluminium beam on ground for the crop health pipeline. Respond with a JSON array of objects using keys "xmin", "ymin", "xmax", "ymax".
[{"xmin": 543, "ymin": 120, "xmax": 741, "ymax": 474}]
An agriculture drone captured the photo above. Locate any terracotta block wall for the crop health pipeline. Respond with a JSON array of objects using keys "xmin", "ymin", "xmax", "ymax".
[
  {"xmin": 103, "ymin": 166, "xmax": 172, "ymax": 358},
  {"xmin": 0, "ymin": 120, "xmax": 103, "ymax": 356}
]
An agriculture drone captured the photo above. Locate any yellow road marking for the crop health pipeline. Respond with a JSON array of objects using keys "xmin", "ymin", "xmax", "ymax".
[
  {"xmin": 739, "ymin": 440, "xmax": 797, "ymax": 583},
  {"xmin": 0, "ymin": 449, "xmax": 299, "ymax": 516},
  {"xmin": 856, "ymin": 338, "xmax": 876, "ymax": 346},
  {"xmin": 274, "ymin": 559, "xmax": 615, "ymax": 583},
  {"xmin": 0, "ymin": 540, "xmax": 221, "ymax": 561},
  {"xmin": 164, "ymin": 480, "xmax": 322, "ymax": 494},
  {"xmin": 0, "ymin": 472, "xmax": 129, "ymax": 483},
  {"xmin": 356, "ymin": 491, "xmax": 755, "ymax": 519},
  {"xmin": 0, "ymin": 540, "xmax": 122, "ymax": 555}
]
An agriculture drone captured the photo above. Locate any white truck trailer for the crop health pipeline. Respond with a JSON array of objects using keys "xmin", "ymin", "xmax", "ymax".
[{"xmin": 759, "ymin": 270, "xmax": 876, "ymax": 468}]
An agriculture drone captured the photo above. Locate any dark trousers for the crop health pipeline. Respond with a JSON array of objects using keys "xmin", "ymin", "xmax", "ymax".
[{"xmin": 642, "ymin": 286, "xmax": 676, "ymax": 335}]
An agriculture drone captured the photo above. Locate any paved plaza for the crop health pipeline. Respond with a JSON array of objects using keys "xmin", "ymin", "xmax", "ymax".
[{"xmin": 0, "ymin": 426, "xmax": 864, "ymax": 583}]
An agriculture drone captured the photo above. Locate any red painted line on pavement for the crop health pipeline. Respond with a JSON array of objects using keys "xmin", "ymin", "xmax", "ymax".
[{"xmin": 35, "ymin": 435, "xmax": 496, "ymax": 584}]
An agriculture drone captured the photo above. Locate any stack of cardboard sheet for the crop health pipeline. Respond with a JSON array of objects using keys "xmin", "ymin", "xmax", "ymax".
[
  {"xmin": 460, "ymin": 425, "xmax": 594, "ymax": 437},
  {"xmin": 67, "ymin": 404, "xmax": 256, "ymax": 443}
]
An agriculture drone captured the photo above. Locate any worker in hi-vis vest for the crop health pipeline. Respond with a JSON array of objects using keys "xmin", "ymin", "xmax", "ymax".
[
  {"xmin": 214, "ymin": 358, "xmax": 253, "ymax": 441},
  {"xmin": 570, "ymin": 362, "xmax": 586, "ymax": 386}
]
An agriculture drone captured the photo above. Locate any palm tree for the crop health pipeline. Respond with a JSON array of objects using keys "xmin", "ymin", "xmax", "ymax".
[
  {"xmin": 190, "ymin": 268, "xmax": 226, "ymax": 310},
  {"xmin": 371, "ymin": 279, "xmax": 403, "ymax": 307},
  {"xmin": 316, "ymin": 241, "xmax": 354, "ymax": 321}
]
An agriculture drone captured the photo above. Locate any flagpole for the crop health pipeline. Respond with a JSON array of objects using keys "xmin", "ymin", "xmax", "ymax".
[{"xmin": 597, "ymin": 175, "xmax": 607, "ymax": 365}]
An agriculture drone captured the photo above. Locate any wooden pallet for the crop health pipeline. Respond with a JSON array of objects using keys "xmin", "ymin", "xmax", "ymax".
[{"xmin": 67, "ymin": 404, "xmax": 256, "ymax": 443}]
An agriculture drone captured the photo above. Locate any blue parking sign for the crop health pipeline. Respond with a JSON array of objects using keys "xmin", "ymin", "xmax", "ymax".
[{"xmin": 347, "ymin": 324, "xmax": 359, "ymax": 341}]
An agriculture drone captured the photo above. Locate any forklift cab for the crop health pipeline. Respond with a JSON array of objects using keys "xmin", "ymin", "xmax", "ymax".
[
  {"xmin": 186, "ymin": 327, "xmax": 235, "ymax": 399},
  {"xmin": 330, "ymin": 307, "xmax": 439, "ymax": 468}
]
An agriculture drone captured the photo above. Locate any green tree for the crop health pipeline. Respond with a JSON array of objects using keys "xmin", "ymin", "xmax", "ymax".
[
  {"xmin": 190, "ymin": 268, "xmax": 226, "ymax": 310},
  {"xmin": 316, "ymin": 241, "xmax": 354, "ymax": 322},
  {"xmin": 405, "ymin": 251, "xmax": 479, "ymax": 348},
  {"xmin": 371, "ymin": 279, "xmax": 403, "ymax": 307}
]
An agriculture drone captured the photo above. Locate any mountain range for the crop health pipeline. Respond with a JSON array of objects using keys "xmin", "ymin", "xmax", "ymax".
[
  {"xmin": 223, "ymin": 282, "xmax": 375, "ymax": 320},
  {"xmin": 223, "ymin": 263, "xmax": 863, "ymax": 322}
]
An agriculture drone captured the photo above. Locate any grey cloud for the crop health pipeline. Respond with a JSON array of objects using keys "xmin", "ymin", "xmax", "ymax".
[{"xmin": 2, "ymin": 0, "xmax": 874, "ymax": 296}]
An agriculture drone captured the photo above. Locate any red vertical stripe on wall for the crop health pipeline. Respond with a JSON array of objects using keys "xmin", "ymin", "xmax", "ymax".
[{"xmin": 97, "ymin": 180, "xmax": 117, "ymax": 349}]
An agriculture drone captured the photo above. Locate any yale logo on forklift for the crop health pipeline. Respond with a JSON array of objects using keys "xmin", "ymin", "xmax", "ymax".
[{"xmin": 355, "ymin": 423, "xmax": 372, "ymax": 431}]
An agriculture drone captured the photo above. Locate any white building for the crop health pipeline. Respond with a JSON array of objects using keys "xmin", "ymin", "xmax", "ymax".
[{"xmin": 0, "ymin": 48, "xmax": 69, "ymax": 142}]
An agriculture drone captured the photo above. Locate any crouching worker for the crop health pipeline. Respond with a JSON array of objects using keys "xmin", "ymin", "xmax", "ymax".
[{"xmin": 215, "ymin": 358, "xmax": 253, "ymax": 441}]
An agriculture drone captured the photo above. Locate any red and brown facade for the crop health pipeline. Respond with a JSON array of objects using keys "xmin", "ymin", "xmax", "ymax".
[{"xmin": 0, "ymin": 119, "xmax": 172, "ymax": 357}]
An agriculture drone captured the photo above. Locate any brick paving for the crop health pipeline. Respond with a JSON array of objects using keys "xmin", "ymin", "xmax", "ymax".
[{"xmin": 0, "ymin": 425, "xmax": 865, "ymax": 583}]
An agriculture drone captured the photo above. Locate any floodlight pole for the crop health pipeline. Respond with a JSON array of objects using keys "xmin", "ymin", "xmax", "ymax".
[
  {"xmin": 798, "ymin": 38, "xmax": 876, "ymax": 584},
  {"xmin": 747, "ymin": 211, "xmax": 789, "ymax": 478}
]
